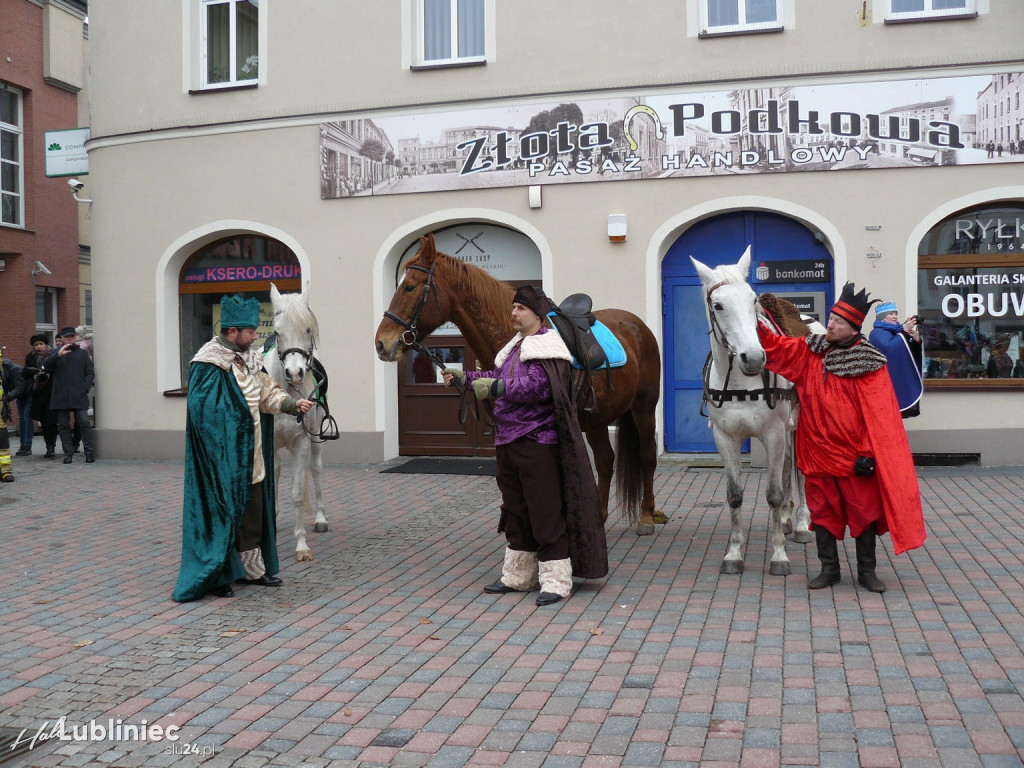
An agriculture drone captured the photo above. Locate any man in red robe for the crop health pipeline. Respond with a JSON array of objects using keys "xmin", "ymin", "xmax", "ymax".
[{"xmin": 757, "ymin": 282, "xmax": 926, "ymax": 593}]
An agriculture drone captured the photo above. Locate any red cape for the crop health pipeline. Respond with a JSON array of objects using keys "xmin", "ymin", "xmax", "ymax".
[{"xmin": 758, "ymin": 328, "xmax": 926, "ymax": 554}]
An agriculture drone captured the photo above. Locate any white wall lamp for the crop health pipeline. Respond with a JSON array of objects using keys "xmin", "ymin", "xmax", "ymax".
[{"xmin": 607, "ymin": 213, "xmax": 627, "ymax": 243}]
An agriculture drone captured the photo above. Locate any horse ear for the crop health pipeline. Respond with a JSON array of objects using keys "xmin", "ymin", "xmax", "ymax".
[
  {"xmin": 270, "ymin": 282, "xmax": 281, "ymax": 302},
  {"xmin": 690, "ymin": 256, "xmax": 716, "ymax": 286},
  {"xmin": 422, "ymin": 233, "xmax": 437, "ymax": 262},
  {"xmin": 737, "ymin": 245, "xmax": 752, "ymax": 279}
]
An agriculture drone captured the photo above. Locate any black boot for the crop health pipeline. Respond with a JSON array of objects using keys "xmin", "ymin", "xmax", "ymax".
[
  {"xmin": 63, "ymin": 453, "xmax": 73, "ymax": 464},
  {"xmin": 855, "ymin": 525, "xmax": 887, "ymax": 593},
  {"xmin": 807, "ymin": 527, "xmax": 841, "ymax": 589},
  {"xmin": 44, "ymin": 446, "xmax": 55, "ymax": 458}
]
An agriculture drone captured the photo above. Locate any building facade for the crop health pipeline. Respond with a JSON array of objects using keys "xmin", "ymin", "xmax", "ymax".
[
  {"xmin": 87, "ymin": 0, "xmax": 1024, "ymax": 464},
  {"xmin": 0, "ymin": 0, "xmax": 88, "ymax": 357}
]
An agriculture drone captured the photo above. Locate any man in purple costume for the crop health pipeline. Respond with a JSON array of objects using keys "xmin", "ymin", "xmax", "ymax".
[{"xmin": 444, "ymin": 286, "xmax": 607, "ymax": 606}]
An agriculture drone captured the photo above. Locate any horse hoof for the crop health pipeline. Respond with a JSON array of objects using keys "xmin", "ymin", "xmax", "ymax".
[
  {"xmin": 769, "ymin": 561, "xmax": 791, "ymax": 576},
  {"xmin": 652, "ymin": 510, "xmax": 669, "ymax": 525},
  {"xmin": 313, "ymin": 523, "xmax": 329, "ymax": 533},
  {"xmin": 296, "ymin": 550, "xmax": 314, "ymax": 562},
  {"xmin": 635, "ymin": 524, "xmax": 655, "ymax": 536},
  {"xmin": 721, "ymin": 561, "xmax": 743, "ymax": 575},
  {"xmin": 792, "ymin": 530, "xmax": 813, "ymax": 544}
]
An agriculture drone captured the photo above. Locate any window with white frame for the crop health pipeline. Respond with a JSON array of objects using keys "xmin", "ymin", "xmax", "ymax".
[
  {"xmin": 418, "ymin": 0, "xmax": 486, "ymax": 66},
  {"xmin": 702, "ymin": 0, "xmax": 783, "ymax": 35},
  {"xmin": 1, "ymin": 86, "xmax": 23, "ymax": 227},
  {"xmin": 886, "ymin": 0, "xmax": 976, "ymax": 22},
  {"xmin": 202, "ymin": 0, "xmax": 260, "ymax": 86}
]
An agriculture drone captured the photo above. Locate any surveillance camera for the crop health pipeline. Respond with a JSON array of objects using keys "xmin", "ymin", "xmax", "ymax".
[
  {"xmin": 33, "ymin": 260, "xmax": 52, "ymax": 275},
  {"xmin": 812, "ymin": 230, "xmax": 826, "ymax": 245},
  {"xmin": 67, "ymin": 179, "xmax": 84, "ymax": 190}
]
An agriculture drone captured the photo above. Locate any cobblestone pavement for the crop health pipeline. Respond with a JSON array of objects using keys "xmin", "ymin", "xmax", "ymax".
[{"xmin": 2, "ymin": 456, "xmax": 1023, "ymax": 768}]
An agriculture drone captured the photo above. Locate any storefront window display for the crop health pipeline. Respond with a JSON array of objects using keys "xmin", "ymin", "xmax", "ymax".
[
  {"xmin": 177, "ymin": 235, "xmax": 301, "ymax": 386},
  {"xmin": 917, "ymin": 203, "xmax": 1024, "ymax": 385}
]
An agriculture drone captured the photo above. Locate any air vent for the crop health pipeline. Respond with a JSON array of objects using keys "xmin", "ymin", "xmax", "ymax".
[{"xmin": 913, "ymin": 453, "xmax": 980, "ymax": 467}]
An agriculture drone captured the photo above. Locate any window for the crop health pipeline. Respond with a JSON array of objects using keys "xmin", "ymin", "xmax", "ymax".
[
  {"xmin": 886, "ymin": 0, "xmax": 976, "ymax": 22},
  {"xmin": 702, "ymin": 0, "xmax": 783, "ymax": 35},
  {"xmin": 418, "ymin": 0, "xmax": 486, "ymax": 66},
  {"xmin": 202, "ymin": 0, "xmax": 260, "ymax": 87},
  {"xmin": 917, "ymin": 204, "xmax": 1024, "ymax": 386},
  {"xmin": 1, "ymin": 86, "xmax": 23, "ymax": 227},
  {"xmin": 178, "ymin": 235, "xmax": 300, "ymax": 383}
]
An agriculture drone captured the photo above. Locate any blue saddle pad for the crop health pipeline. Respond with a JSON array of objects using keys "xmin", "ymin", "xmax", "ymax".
[{"xmin": 574, "ymin": 320, "xmax": 626, "ymax": 370}]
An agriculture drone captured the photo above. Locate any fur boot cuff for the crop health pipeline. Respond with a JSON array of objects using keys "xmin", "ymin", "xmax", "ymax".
[
  {"xmin": 538, "ymin": 558, "xmax": 573, "ymax": 598},
  {"xmin": 502, "ymin": 548, "xmax": 539, "ymax": 591}
]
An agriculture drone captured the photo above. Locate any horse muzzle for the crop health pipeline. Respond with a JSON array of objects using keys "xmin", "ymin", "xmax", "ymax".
[
  {"xmin": 375, "ymin": 337, "xmax": 404, "ymax": 362},
  {"xmin": 737, "ymin": 349, "xmax": 767, "ymax": 376}
]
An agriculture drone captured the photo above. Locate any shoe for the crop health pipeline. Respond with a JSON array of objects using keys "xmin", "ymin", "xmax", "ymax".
[
  {"xmin": 0, "ymin": 474, "xmax": 14, "ymax": 483},
  {"xmin": 807, "ymin": 528, "xmax": 841, "ymax": 590},
  {"xmin": 15, "ymin": 447, "xmax": 31, "ymax": 456},
  {"xmin": 63, "ymin": 454, "xmax": 73, "ymax": 464},
  {"xmin": 536, "ymin": 592, "xmax": 564, "ymax": 606},
  {"xmin": 74, "ymin": 446, "xmax": 81, "ymax": 454},
  {"xmin": 44, "ymin": 448, "xmax": 55, "ymax": 458},
  {"xmin": 211, "ymin": 584, "xmax": 234, "ymax": 598},
  {"xmin": 85, "ymin": 452, "xmax": 95, "ymax": 463},
  {"xmin": 483, "ymin": 580, "xmax": 520, "ymax": 594},
  {"xmin": 855, "ymin": 526, "xmax": 887, "ymax": 593},
  {"xmin": 238, "ymin": 574, "xmax": 282, "ymax": 587}
]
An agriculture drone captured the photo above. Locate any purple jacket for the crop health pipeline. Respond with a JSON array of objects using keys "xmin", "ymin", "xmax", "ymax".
[{"xmin": 466, "ymin": 327, "xmax": 570, "ymax": 446}]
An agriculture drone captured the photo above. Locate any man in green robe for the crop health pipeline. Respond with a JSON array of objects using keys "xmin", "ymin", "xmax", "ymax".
[{"xmin": 173, "ymin": 295, "xmax": 314, "ymax": 602}]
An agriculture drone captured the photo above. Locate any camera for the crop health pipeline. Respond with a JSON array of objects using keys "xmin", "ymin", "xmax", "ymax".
[
  {"xmin": 67, "ymin": 179, "xmax": 84, "ymax": 191},
  {"xmin": 911, "ymin": 315, "xmax": 924, "ymax": 324},
  {"xmin": 67, "ymin": 343, "xmax": 79, "ymax": 350}
]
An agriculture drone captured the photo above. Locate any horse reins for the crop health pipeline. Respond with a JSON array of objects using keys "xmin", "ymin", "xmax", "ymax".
[
  {"xmin": 700, "ymin": 281, "xmax": 793, "ymax": 416},
  {"xmin": 276, "ymin": 342, "xmax": 340, "ymax": 442}
]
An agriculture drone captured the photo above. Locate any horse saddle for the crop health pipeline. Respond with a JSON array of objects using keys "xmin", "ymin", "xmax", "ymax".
[{"xmin": 547, "ymin": 294, "xmax": 626, "ymax": 371}]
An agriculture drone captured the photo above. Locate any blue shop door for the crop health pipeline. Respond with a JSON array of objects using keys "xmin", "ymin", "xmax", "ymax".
[{"xmin": 662, "ymin": 211, "xmax": 833, "ymax": 453}]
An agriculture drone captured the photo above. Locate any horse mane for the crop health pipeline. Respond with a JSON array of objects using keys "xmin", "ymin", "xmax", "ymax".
[
  {"xmin": 275, "ymin": 293, "xmax": 320, "ymax": 348},
  {"xmin": 706, "ymin": 262, "xmax": 749, "ymax": 291},
  {"xmin": 759, "ymin": 293, "xmax": 811, "ymax": 338},
  {"xmin": 427, "ymin": 249, "xmax": 514, "ymax": 318}
]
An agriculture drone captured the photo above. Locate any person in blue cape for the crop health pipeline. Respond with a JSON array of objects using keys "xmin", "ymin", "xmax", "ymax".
[
  {"xmin": 868, "ymin": 301, "xmax": 923, "ymax": 419},
  {"xmin": 173, "ymin": 295, "xmax": 314, "ymax": 602}
]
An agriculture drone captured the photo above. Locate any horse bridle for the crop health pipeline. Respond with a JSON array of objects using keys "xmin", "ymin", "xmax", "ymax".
[
  {"xmin": 700, "ymin": 280, "xmax": 790, "ymax": 414},
  {"xmin": 275, "ymin": 338, "xmax": 340, "ymax": 442},
  {"xmin": 381, "ymin": 261, "xmax": 490, "ymax": 426},
  {"xmin": 383, "ymin": 263, "xmax": 447, "ymax": 370}
]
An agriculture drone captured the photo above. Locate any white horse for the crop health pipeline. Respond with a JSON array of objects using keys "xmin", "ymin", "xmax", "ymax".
[
  {"xmin": 690, "ymin": 247, "xmax": 813, "ymax": 576},
  {"xmin": 263, "ymin": 283, "xmax": 328, "ymax": 562}
]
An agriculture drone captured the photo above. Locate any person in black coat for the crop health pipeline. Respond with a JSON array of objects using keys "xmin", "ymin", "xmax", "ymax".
[
  {"xmin": 44, "ymin": 326, "xmax": 95, "ymax": 464},
  {"xmin": 17, "ymin": 334, "xmax": 51, "ymax": 455}
]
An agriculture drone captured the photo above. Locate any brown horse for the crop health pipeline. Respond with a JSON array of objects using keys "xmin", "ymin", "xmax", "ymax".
[{"xmin": 374, "ymin": 234, "xmax": 662, "ymax": 534}]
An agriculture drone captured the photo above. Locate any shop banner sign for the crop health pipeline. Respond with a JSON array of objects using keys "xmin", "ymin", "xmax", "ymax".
[{"xmin": 320, "ymin": 71, "xmax": 1022, "ymax": 200}]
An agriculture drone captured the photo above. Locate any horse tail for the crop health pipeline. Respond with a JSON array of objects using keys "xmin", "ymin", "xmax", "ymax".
[{"xmin": 615, "ymin": 410, "xmax": 643, "ymax": 527}]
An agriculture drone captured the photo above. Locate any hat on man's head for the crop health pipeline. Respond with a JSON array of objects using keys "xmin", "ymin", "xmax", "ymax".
[
  {"xmin": 219, "ymin": 295, "xmax": 260, "ymax": 330},
  {"xmin": 59, "ymin": 326, "xmax": 78, "ymax": 338},
  {"xmin": 875, "ymin": 301, "xmax": 898, "ymax": 317},
  {"xmin": 831, "ymin": 282, "xmax": 879, "ymax": 330},
  {"xmin": 30, "ymin": 334, "xmax": 48, "ymax": 345},
  {"xmin": 512, "ymin": 285, "xmax": 552, "ymax": 320}
]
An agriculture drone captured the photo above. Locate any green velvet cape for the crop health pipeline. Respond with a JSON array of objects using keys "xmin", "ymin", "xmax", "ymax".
[{"xmin": 172, "ymin": 362, "xmax": 279, "ymax": 602}]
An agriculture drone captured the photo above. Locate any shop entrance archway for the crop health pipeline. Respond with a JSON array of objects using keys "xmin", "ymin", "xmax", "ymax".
[
  {"xmin": 394, "ymin": 224, "xmax": 541, "ymax": 456},
  {"xmin": 662, "ymin": 211, "xmax": 834, "ymax": 452}
]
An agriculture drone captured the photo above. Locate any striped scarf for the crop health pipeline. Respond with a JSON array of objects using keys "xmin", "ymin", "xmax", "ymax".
[{"xmin": 806, "ymin": 334, "xmax": 886, "ymax": 378}]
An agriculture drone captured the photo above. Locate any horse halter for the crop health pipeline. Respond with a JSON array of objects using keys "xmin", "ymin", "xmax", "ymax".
[
  {"xmin": 700, "ymin": 280, "xmax": 788, "ymax": 414},
  {"xmin": 704, "ymin": 280, "xmax": 735, "ymax": 354}
]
